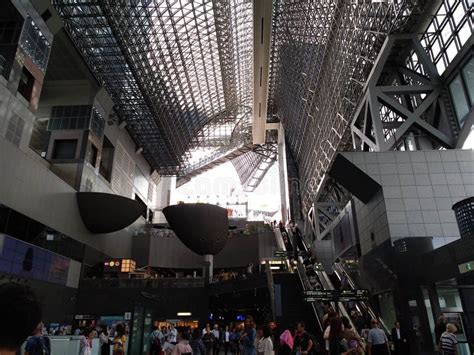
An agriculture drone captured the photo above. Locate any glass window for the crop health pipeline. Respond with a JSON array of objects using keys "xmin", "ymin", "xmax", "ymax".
[
  {"xmin": 421, "ymin": 0, "xmax": 472, "ymax": 75},
  {"xmin": 52, "ymin": 139, "xmax": 77, "ymax": 159},
  {"xmin": 449, "ymin": 74, "xmax": 470, "ymax": 126},
  {"xmin": 18, "ymin": 17, "xmax": 51, "ymax": 72},
  {"xmin": 461, "ymin": 57, "xmax": 474, "ymax": 104}
]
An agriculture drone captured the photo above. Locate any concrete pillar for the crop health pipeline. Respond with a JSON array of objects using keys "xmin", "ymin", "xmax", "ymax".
[{"xmin": 204, "ymin": 254, "xmax": 213, "ymax": 282}]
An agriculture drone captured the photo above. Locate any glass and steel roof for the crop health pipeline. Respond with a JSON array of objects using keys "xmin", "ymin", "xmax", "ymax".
[
  {"xmin": 53, "ymin": 0, "xmax": 431, "ymax": 193},
  {"xmin": 53, "ymin": 0, "xmax": 253, "ymax": 176}
]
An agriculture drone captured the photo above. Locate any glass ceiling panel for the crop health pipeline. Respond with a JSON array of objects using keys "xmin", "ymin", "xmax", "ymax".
[{"xmin": 53, "ymin": 0, "xmax": 253, "ymax": 175}]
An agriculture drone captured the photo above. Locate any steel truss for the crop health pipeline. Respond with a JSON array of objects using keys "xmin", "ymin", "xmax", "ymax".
[
  {"xmin": 268, "ymin": 0, "xmax": 427, "ymax": 214},
  {"xmin": 305, "ymin": 178, "xmax": 351, "ymax": 241},
  {"xmin": 53, "ymin": 0, "xmax": 253, "ymax": 175},
  {"xmin": 351, "ymin": 35, "xmax": 457, "ymax": 152},
  {"xmin": 232, "ymin": 144, "xmax": 278, "ymax": 192}
]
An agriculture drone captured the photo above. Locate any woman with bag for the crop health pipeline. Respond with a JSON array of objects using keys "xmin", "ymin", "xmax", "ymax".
[
  {"xmin": 113, "ymin": 324, "xmax": 128, "ymax": 355},
  {"xmin": 257, "ymin": 326, "xmax": 274, "ymax": 355}
]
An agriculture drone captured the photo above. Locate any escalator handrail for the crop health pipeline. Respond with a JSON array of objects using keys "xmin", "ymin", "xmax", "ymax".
[
  {"xmin": 333, "ymin": 262, "xmax": 391, "ymax": 335},
  {"xmin": 295, "ymin": 261, "xmax": 324, "ymax": 332},
  {"xmin": 315, "ymin": 267, "xmax": 360, "ymax": 338}
]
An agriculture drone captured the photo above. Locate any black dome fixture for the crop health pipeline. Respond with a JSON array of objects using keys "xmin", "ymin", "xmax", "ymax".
[
  {"xmin": 163, "ymin": 203, "xmax": 229, "ymax": 255},
  {"xmin": 76, "ymin": 192, "xmax": 146, "ymax": 233}
]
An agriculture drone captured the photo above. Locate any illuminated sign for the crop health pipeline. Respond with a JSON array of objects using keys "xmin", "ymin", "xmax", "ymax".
[
  {"xmin": 104, "ymin": 259, "xmax": 136, "ymax": 273},
  {"xmin": 459, "ymin": 261, "xmax": 474, "ymax": 274}
]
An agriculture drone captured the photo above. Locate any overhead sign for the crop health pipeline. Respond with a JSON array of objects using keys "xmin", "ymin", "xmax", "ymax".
[
  {"xmin": 273, "ymin": 250, "xmax": 288, "ymax": 257},
  {"xmin": 273, "ymin": 250, "xmax": 308, "ymax": 257},
  {"xmin": 303, "ymin": 290, "xmax": 336, "ymax": 302},
  {"xmin": 303, "ymin": 289, "xmax": 369, "ymax": 302},
  {"xmin": 339, "ymin": 289, "xmax": 369, "ymax": 302},
  {"xmin": 458, "ymin": 261, "xmax": 474, "ymax": 274}
]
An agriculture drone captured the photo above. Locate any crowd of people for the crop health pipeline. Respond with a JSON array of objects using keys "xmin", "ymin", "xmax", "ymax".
[
  {"xmin": 149, "ymin": 317, "xmax": 274, "ymax": 355},
  {"xmin": 71, "ymin": 323, "xmax": 128, "ymax": 355},
  {"xmin": 0, "ymin": 277, "xmax": 465, "ymax": 355}
]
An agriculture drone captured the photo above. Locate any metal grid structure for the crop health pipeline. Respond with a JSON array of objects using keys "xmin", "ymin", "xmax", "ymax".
[
  {"xmin": 267, "ymin": 0, "xmax": 428, "ymax": 214},
  {"xmin": 231, "ymin": 144, "xmax": 277, "ymax": 192},
  {"xmin": 53, "ymin": 0, "xmax": 253, "ymax": 175}
]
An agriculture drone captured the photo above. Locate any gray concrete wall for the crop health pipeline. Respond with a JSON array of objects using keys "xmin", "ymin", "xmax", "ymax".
[
  {"xmin": 0, "ymin": 137, "xmax": 136, "ymax": 257},
  {"xmin": 342, "ymin": 149, "xmax": 474, "ymax": 254},
  {"xmin": 147, "ymin": 232, "xmax": 272, "ymax": 269}
]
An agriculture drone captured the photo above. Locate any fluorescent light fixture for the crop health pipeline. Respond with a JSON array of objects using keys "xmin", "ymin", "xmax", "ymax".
[
  {"xmin": 270, "ymin": 266, "xmax": 280, "ymax": 270},
  {"xmin": 177, "ymin": 312, "xmax": 192, "ymax": 316}
]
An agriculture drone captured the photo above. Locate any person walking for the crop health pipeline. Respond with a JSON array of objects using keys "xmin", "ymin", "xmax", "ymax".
[
  {"xmin": 80, "ymin": 329, "xmax": 93, "ymax": 355},
  {"xmin": 212, "ymin": 325, "xmax": 220, "ymax": 355},
  {"xmin": 278, "ymin": 329, "xmax": 293, "ymax": 355},
  {"xmin": 169, "ymin": 324, "xmax": 178, "ymax": 345},
  {"xmin": 328, "ymin": 317, "xmax": 348, "ymax": 355},
  {"xmin": 230, "ymin": 326, "xmax": 240, "ymax": 355},
  {"xmin": 390, "ymin": 321, "xmax": 408, "ymax": 355},
  {"xmin": 171, "ymin": 331, "xmax": 193, "ymax": 355},
  {"xmin": 435, "ymin": 316, "xmax": 446, "ymax": 354},
  {"xmin": 293, "ymin": 322, "xmax": 314, "ymax": 355},
  {"xmin": 440, "ymin": 323, "xmax": 459, "ymax": 355},
  {"xmin": 113, "ymin": 324, "xmax": 127, "ymax": 355},
  {"xmin": 203, "ymin": 325, "xmax": 215, "ymax": 355},
  {"xmin": 223, "ymin": 325, "xmax": 231, "ymax": 355},
  {"xmin": 257, "ymin": 326, "xmax": 274, "ymax": 355},
  {"xmin": 99, "ymin": 325, "xmax": 111, "ymax": 355},
  {"xmin": 241, "ymin": 316, "xmax": 257, "ymax": 355},
  {"xmin": 24, "ymin": 322, "xmax": 51, "ymax": 355},
  {"xmin": 367, "ymin": 319, "xmax": 390, "ymax": 355},
  {"xmin": 190, "ymin": 328, "xmax": 207, "ymax": 355},
  {"xmin": 151, "ymin": 325, "xmax": 164, "ymax": 355},
  {"xmin": 341, "ymin": 316, "xmax": 363, "ymax": 351}
]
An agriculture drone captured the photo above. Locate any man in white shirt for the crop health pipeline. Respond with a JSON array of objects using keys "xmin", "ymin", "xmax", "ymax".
[
  {"xmin": 169, "ymin": 324, "xmax": 178, "ymax": 344},
  {"xmin": 211, "ymin": 325, "xmax": 220, "ymax": 355}
]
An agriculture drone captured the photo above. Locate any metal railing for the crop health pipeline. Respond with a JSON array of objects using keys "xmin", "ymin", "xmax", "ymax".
[
  {"xmin": 81, "ymin": 277, "xmax": 205, "ymax": 289},
  {"xmin": 333, "ymin": 262, "xmax": 391, "ymax": 335}
]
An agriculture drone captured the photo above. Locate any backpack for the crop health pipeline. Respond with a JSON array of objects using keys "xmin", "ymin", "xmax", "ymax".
[
  {"xmin": 27, "ymin": 336, "xmax": 51, "ymax": 355},
  {"xmin": 306, "ymin": 332, "xmax": 321, "ymax": 353}
]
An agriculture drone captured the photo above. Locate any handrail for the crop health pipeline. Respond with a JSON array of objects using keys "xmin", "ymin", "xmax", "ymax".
[
  {"xmin": 295, "ymin": 261, "xmax": 324, "ymax": 332},
  {"xmin": 278, "ymin": 227, "xmax": 323, "ymax": 332},
  {"xmin": 314, "ymin": 267, "xmax": 359, "ymax": 336},
  {"xmin": 333, "ymin": 262, "xmax": 391, "ymax": 335},
  {"xmin": 265, "ymin": 260, "xmax": 277, "ymax": 321}
]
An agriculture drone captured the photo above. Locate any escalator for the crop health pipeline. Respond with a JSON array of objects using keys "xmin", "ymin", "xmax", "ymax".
[
  {"xmin": 333, "ymin": 261, "xmax": 391, "ymax": 335},
  {"xmin": 285, "ymin": 227, "xmax": 390, "ymax": 338},
  {"xmin": 270, "ymin": 228, "xmax": 323, "ymax": 339}
]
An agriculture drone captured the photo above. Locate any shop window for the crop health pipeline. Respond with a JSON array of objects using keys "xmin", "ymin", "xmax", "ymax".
[
  {"xmin": 17, "ymin": 67, "xmax": 34, "ymax": 102},
  {"xmin": 52, "ymin": 139, "xmax": 77, "ymax": 159},
  {"xmin": 87, "ymin": 143, "xmax": 98, "ymax": 167},
  {"xmin": 461, "ymin": 57, "xmax": 474, "ymax": 104},
  {"xmin": 448, "ymin": 74, "xmax": 470, "ymax": 127},
  {"xmin": 99, "ymin": 137, "xmax": 114, "ymax": 182}
]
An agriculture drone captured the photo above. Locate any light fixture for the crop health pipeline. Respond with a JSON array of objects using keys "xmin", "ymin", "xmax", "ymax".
[
  {"xmin": 270, "ymin": 266, "xmax": 280, "ymax": 270},
  {"xmin": 177, "ymin": 312, "xmax": 192, "ymax": 316}
]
